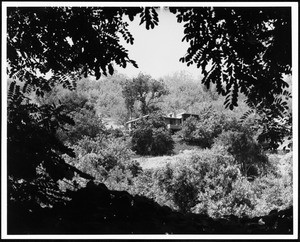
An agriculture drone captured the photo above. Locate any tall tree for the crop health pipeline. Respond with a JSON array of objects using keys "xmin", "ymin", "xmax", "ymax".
[{"xmin": 122, "ymin": 73, "xmax": 169, "ymax": 117}]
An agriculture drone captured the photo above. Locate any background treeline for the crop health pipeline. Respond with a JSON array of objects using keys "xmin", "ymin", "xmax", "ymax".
[{"xmin": 36, "ymin": 70, "xmax": 257, "ymax": 125}]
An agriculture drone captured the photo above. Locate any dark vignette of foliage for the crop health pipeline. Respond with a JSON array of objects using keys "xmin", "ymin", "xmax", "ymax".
[
  {"xmin": 170, "ymin": 7, "xmax": 292, "ymax": 150},
  {"xmin": 7, "ymin": 82, "xmax": 94, "ymax": 207},
  {"xmin": 7, "ymin": 7, "xmax": 159, "ymax": 83},
  {"xmin": 7, "ymin": 6, "xmax": 160, "ymax": 207},
  {"xmin": 170, "ymin": 7, "xmax": 291, "ymax": 109}
]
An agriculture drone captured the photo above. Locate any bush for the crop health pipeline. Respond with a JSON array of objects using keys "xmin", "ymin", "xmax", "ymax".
[
  {"xmin": 146, "ymin": 149, "xmax": 237, "ymax": 214},
  {"xmin": 57, "ymin": 108, "xmax": 105, "ymax": 145},
  {"xmin": 130, "ymin": 113, "xmax": 174, "ymax": 156},
  {"xmin": 214, "ymin": 130, "xmax": 269, "ymax": 178},
  {"xmin": 63, "ymin": 133, "xmax": 138, "ymax": 189},
  {"xmin": 131, "ymin": 127, "xmax": 153, "ymax": 155},
  {"xmin": 193, "ymin": 170, "xmax": 256, "ymax": 218},
  {"xmin": 177, "ymin": 116, "xmax": 198, "ymax": 143},
  {"xmin": 178, "ymin": 106, "xmax": 244, "ymax": 148},
  {"xmin": 122, "ymin": 148, "xmax": 292, "ymax": 219},
  {"xmin": 127, "ymin": 170, "xmax": 159, "ymax": 199},
  {"xmin": 153, "ymin": 164, "xmax": 199, "ymax": 213},
  {"xmin": 38, "ymin": 86, "xmax": 106, "ymax": 145},
  {"xmin": 177, "ymin": 116, "xmax": 214, "ymax": 147},
  {"xmin": 251, "ymin": 152, "xmax": 293, "ymax": 216},
  {"xmin": 151, "ymin": 128, "xmax": 175, "ymax": 156}
]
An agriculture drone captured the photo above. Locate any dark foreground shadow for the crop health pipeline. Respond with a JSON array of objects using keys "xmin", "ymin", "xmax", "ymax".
[{"xmin": 8, "ymin": 182, "xmax": 293, "ymax": 234}]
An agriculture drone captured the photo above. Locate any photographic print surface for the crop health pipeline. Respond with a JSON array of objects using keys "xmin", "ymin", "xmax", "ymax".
[{"xmin": 2, "ymin": 1, "xmax": 298, "ymax": 240}]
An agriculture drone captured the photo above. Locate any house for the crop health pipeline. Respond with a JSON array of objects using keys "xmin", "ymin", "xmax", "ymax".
[
  {"xmin": 164, "ymin": 112, "xmax": 199, "ymax": 132},
  {"xmin": 125, "ymin": 115, "xmax": 149, "ymax": 131},
  {"xmin": 125, "ymin": 112, "xmax": 199, "ymax": 133}
]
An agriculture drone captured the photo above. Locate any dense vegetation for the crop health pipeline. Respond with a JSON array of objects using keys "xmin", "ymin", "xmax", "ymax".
[
  {"xmin": 130, "ymin": 113, "xmax": 174, "ymax": 156},
  {"xmin": 33, "ymin": 72, "xmax": 292, "ymax": 222},
  {"xmin": 6, "ymin": 6, "xmax": 293, "ymax": 235}
]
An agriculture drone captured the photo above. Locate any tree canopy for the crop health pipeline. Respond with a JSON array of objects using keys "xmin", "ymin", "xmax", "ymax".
[
  {"xmin": 170, "ymin": 7, "xmax": 291, "ymax": 110},
  {"xmin": 122, "ymin": 73, "xmax": 169, "ymax": 117},
  {"xmin": 7, "ymin": 7, "xmax": 159, "ymax": 93}
]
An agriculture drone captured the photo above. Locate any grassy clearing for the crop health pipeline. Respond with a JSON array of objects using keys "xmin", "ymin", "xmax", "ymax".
[{"xmin": 132, "ymin": 149, "xmax": 201, "ymax": 170}]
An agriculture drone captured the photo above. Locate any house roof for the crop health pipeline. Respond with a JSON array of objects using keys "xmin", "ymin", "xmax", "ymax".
[
  {"xmin": 125, "ymin": 115, "xmax": 149, "ymax": 124},
  {"xmin": 164, "ymin": 116, "xmax": 181, "ymax": 120},
  {"xmin": 169, "ymin": 112, "xmax": 199, "ymax": 119},
  {"xmin": 125, "ymin": 112, "xmax": 199, "ymax": 124}
]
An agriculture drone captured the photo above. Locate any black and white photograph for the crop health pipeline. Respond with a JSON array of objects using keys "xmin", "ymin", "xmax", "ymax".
[{"xmin": 1, "ymin": 1, "xmax": 298, "ymax": 240}]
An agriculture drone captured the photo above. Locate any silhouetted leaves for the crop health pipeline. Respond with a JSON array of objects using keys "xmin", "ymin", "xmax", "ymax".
[
  {"xmin": 7, "ymin": 80, "xmax": 94, "ymax": 210},
  {"xmin": 241, "ymin": 89, "xmax": 292, "ymax": 150},
  {"xmin": 170, "ymin": 7, "xmax": 291, "ymax": 111},
  {"xmin": 7, "ymin": 6, "xmax": 161, "ymax": 206},
  {"xmin": 140, "ymin": 7, "xmax": 159, "ymax": 30},
  {"xmin": 7, "ymin": 7, "xmax": 159, "ymax": 86},
  {"xmin": 170, "ymin": 7, "xmax": 292, "ymax": 150}
]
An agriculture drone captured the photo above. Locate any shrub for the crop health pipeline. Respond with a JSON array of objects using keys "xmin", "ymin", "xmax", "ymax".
[
  {"xmin": 147, "ymin": 149, "xmax": 237, "ymax": 214},
  {"xmin": 152, "ymin": 164, "xmax": 199, "ymax": 213},
  {"xmin": 39, "ymin": 87, "xmax": 106, "ymax": 145},
  {"xmin": 177, "ymin": 116, "xmax": 198, "ymax": 143},
  {"xmin": 131, "ymin": 127, "xmax": 153, "ymax": 155},
  {"xmin": 214, "ymin": 130, "xmax": 269, "ymax": 178},
  {"xmin": 251, "ymin": 152, "xmax": 293, "ymax": 216},
  {"xmin": 250, "ymin": 173, "xmax": 293, "ymax": 217},
  {"xmin": 128, "ymin": 170, "xmax": 158, "ymax": 198},
  {"xmin": 165, "ymin": 169, "xmax": 199, "ymax": 213},
  {"xmin": 178, "ymin": 150, "xmax": 257, "ymax": 217},
  {"xmin": 178, "ymin": 116, "xmax": 214, "ymax": 147},
  {"xmin": 151, "ymin": 128, "xmax": 175, "ymax": 156},
  {"xmin": 193, "ymin": 172, "xmax": 256, "ymax": 218},
  {"xmin": 130, "ymin": 113, "xmax": 174, "ymax": 156},
  {"xmin": 63, "ymin": 134, "xmax": 137, "ymax": 186},
  {"xmin": 178, "ymin": 106, "xmax": 245, "ymax": 148},
  {"xmin": 102, "ymin": 148, "xmax": 292, "ymax": 220},
  {"xmin": 57, "ymin": 106, "xmax": 106, "ymax": 145}
]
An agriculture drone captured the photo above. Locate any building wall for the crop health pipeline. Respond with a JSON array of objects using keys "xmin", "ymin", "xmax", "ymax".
[{"xmin": 126, "ymin": 113, "xmax": 199, "ymax": 132}]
